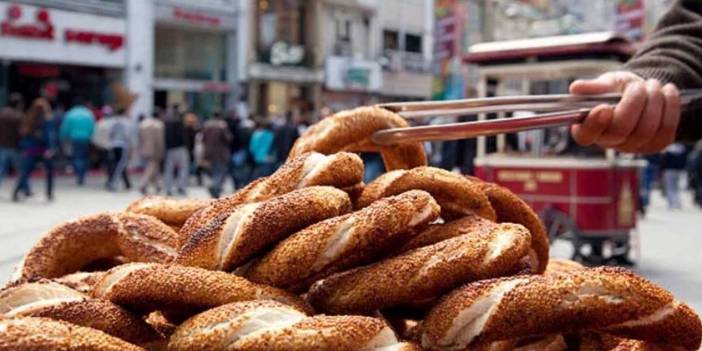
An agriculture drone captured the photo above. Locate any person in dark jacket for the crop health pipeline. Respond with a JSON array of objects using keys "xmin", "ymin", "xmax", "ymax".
[
  {"xmin": 273, "ymin": 111, "xmax": 299, "ymax": 166},
  {"xmin": 229, "ymin": 115, "xmax": 254, "ymax": 188},
  {"xmin": 0, "ymin": 93, "xmax": 23, "ymax": 187},
  {"xmin": 163, "ymin": 104, "xmax": 189, "ymax": 196},
  {"xmin": 13, "ymin": 98, "xmax": 57, "ymax": 202},
  {"xmin": 202, "ymin": 111, "xmax": 232, "ymax": 198},
  {"xmin": 570, "ymin": 0, "xmax": 702, "ymax": 153}
]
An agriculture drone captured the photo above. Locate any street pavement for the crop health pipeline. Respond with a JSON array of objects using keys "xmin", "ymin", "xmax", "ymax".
[{"xmin": 1, "ymin": 175, "xmax": 701, "ymax": 316}]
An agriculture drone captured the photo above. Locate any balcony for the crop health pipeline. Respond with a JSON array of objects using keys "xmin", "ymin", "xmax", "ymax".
[{"xmin": 380, "ymin": 49, "xmax": 430, "ymax": 73}]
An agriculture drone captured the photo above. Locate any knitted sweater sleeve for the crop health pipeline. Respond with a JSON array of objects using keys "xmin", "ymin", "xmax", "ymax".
[{"xmin": 624, "ymin": 0, "xmax": 702, "ymax": 142}]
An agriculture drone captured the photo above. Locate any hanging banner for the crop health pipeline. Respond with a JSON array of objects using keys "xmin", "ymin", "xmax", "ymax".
[
  {"xmin": 615, "ymin": 0, "xmax": 645, "ymax": 41},
  {"xmin": 432, "ymin": 0, "xmax": 465, "ymax": 100}
]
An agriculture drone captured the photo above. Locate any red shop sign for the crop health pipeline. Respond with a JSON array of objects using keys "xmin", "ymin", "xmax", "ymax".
[
  {"xmin": 0, "ymin": 4, "xmax": 54, "ymax": 40},
  {"xmin": 173, "ymin": 7, "xmax": 221, "ymax": 27},
  {"xmin": 64, "ymin": 29, "xmax": 124, "ymax": 51}
]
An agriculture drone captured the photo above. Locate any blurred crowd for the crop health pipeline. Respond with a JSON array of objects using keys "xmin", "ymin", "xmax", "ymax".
[
  {"xmin": 0, "ymin": 93, "xmax": 308, "ymax": 200},
  {"xmin": 1, "ymin": 93, "xmax": 702, "ymax": 207}
]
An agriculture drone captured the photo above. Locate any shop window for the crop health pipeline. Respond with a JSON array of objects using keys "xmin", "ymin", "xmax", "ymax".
[
  {"xmin": 336, "ymin": 18, "xmax": 351, "ymax": 42},
  {"xmin": 155, "ymin": 26, "xmax": 226, "ymax": 81},
  {"xmin": 383, "ymin": 30, "xmax": 399, "ymax": 51},
  {"xmin": 405, "ymin": 33, "xmax": 422, "ymax": 53}
]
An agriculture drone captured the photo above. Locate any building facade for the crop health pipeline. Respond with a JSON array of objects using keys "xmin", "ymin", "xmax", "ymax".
[
  {"xmin": 244, "ymin": 0, "xmax": 322, "ymax": 120},
  {"xmin": 377, "ymin": 0, "xmax": 434, "ymax": 102},
  {"xmin": 127, "ymin": 0, "xmax": 241, "ymax": 119},
  {"xmin": 0, "ymin": 0, "xmax": 126, "ymax": 109},
  {"xmin": 0, "ymin": 0, "xmax": 243, "ymax": 119}
]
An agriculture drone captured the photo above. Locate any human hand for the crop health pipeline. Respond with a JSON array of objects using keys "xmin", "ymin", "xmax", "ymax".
[{"xmin": 569, "ymin": 71, "xmax": 680, "ymax": 153}]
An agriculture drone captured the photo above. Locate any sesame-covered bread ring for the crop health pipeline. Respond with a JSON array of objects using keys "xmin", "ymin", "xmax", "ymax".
[
  {"xmin": 244, "ymin": 190, "xmax": 440, "ymax": 292},
  {"xmin": 476, "ymin": 181, "xmax": 550, "ymax": 273},
  {"xmin": 176, "ymin": 186, "xmax": 352, "ymax": 271},
  {"xmin": 168, "ymin": 300, "xmax": 420, "ymax": 351},
  {"xmin": 306, "ymin": 223, "xmax": 531, "ymax": 315},
  {"xmin": 179, "ymin": 152, "xmax": 364, "ymax": 244},
  {"xmin": 288, "ymin": 106, "xmax": 427, "ymax": 171},
  {"xmin": 91, "ymin": 263, "xmax": 312, "ymax": 316},
  {"xmin": 358, "ymin": 167, "xmax": 496, "ymax": 221},
  {"xmin": 0, "ymin": 316, "xmax": 145, "ymax": 351},
  {"xmin": 125, "ymin": 196, "xmax": 212, "ymax": 231},
  {"xmin": 420, "ymin": 267, "xmax": 702, "ymax": 350},
  {"xmin": 397, "ymin": 213, "xmax": 497, "ymax": 253},
  {"xmin": 0, "ymin": 280, "xmax": 159, "ymax": 344},
  {"xmin": 14, "ymin": 213, "xmax": 179, "ymax": 282},
  {"xmin": 53, "ymin": 271, "xmax": 106, "ymax": 294}
]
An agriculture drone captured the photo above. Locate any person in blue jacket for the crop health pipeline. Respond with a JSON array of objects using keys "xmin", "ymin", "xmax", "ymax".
[{"xmin": 59, "ymin": 96, "xmax": 95, "ymax": 186}]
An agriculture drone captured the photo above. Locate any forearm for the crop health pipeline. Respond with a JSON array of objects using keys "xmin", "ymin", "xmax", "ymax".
[{"xmin": 624, "ymin": 0, "xmax": 702, "ymax": 142}]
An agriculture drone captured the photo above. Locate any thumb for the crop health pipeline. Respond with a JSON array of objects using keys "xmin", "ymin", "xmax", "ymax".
[{"xmin": 569, "ymin": 75, "xmax": 619, "ymax": 95}]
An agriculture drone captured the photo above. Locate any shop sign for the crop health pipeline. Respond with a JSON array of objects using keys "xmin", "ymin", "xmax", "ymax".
[
  {"xmin": 172, "ymin": 7, "xmax": 221, "ymax": 27},
  {"xmin": 1, "ymin": 4, "xmax": 124, "ymax": 51},
  {"xmin": 0, "ymin": 4, "xmax": 54, "ymax": 40},
  {"xmin": 270, "ymin": 42, "xmax": 305, "ymax": 66},
  {"xmin": 615, "ymin": 0, "xmax": 645, "ymax": 41},
  {"xmin": 65, "ymin": 29, "xmax": 124, "ymax": 51},
  {"xmin": 0, "ymin": 3, "xmax": 126, "ymax": 67},
  {"xmin": 325, "ymin": 56, "xmax": 381, "ymax": 92}
]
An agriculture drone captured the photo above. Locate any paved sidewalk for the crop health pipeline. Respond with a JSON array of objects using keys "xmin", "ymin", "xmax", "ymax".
[{"xmin": 1, "ymin": 176, "xmax": 700, "ymax": 315}]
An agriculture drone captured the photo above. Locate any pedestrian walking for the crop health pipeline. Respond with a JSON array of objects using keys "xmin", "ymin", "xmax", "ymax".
[
  {"xmin": 273, "ymin": 111, "xmax": 299, "ymax": 166},
  {"xmin": 13, "ymin": 98, "xmax": 56, "ymax": 202},
  {"xmin": 202, "ymin": 111, "xmax": 232, "ymax": 198},
  {"xmin": 138, "ymin": 110, "xmax": 165, "ymax": 195},
  {"xmin": 59, "ymin": 97, "xmax": 95, "ymax": 186},
  {"xmin": 249, "ymin": 118, "xmax": 275, "ymax": 180},
  {"xmin": 202, "ymin": 112, "xmax": 233, "ymax": 198},
  {"xmin": 106, "ymin": 109, "xmax": 133, "ymax": 191},
  {"xmin": 183, "ymin": 111, "xmax": 204, "ymax": 186},
  {"xmin": 92, "ymin": 106, "xmax": 116, "ymax": 188},
  {"xmin": 163, "ymin": 104, "xmax": 189, "ymax": 196},
  {"xmin": 689, "ymin": 140, "xmax": 702, "ymax": 207},
  {"xmin": 229, "ymin": 115, "xmax": 254, "ymax": 188},
  {"xmin": 0, "ymin": 93, "xmax": 23, "ymax": 187},
  {"xmin": 639, "ymin": 154, "xmax": 660, "ymax": 215},
  {"xmin": 661, "ymin": 143, "xmax": 688, "ymax": 210}
]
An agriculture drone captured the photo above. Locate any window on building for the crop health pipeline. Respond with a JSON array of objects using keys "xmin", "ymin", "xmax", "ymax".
[
  {"xmin": 335, "ymin": 18, "xmax": 351, "ymax": 42},
  {"xmin": 405, "ymin": 33, "xmax": 422, "ymax": 53},
  {"xmin": 383, "ymin": 30, "xmax": 399, "ymax": 51}
]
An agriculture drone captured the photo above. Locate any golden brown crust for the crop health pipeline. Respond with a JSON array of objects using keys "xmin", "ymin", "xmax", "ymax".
[
  {"xmin": 288, "ymin": 106, "xmax": 427, "ymax": 170},
  {"xmin": 168, "ymin": 300, "xmax": 408, "ymax": 351},
  {"xmin": 420, "ymin": 267, "xmax": 702, "ymax": 350},
  {"xmin": 244, "ymin": 190, "xmax": 440, "ymax": 292},
  {"xmin": 0, "ymin": 280, "xmax": 159, "ymax": 344},
  {"xmin": 544, "ymin": 258, "xmax": 585, "ymax": 277},
  {"xmin": 398, "ymin": 214, "xmax": 497, "ymax": 253},
  {"xmin": 91, "ymin": 263, "xmax": 312, "ymax": 316},
  {"xmin": 125, "ymin": 196, "xmax": 213, "ymax": 229},
  {"xmin": 176, "ymin": 186, "xmax": 352, "ymax": 271},
  {"xmin": 53, "ymin": 271, "xmax": 106, "ymax": 294},
  {"xmin": 0, "ymin": 317, "xmax": 145, "ymax": 350},
  {"xmin": 358, "ymin": 167, "xmax": 496, "ymax": 221},
  {"xmin": 476, "ymin": 182, "xmax": 550, "ymax": 273},
  {"xmin": 15, "ymin": 213, "xmax": 179, "ymax": 282},
  {"xmin": 306, "ymin": 223, "xmax": 531, "ymax": 315},
  {"xmin": 178, "ymin": 152, "xmax": 363, "ymax": 244}
]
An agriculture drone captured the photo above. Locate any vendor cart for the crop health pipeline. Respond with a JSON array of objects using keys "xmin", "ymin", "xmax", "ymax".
[{"xmin": 465, "ymin": 32, "xmax": 644, "ymax": 265}]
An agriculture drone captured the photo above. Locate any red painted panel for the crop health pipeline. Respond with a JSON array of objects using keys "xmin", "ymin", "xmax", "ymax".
[{"xmin": 475, "ymin": 162, "xmax": 639, "ymax": 235}]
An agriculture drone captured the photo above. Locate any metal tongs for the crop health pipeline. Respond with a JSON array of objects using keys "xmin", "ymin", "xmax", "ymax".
[{"xmin": 372, "ymin": 90, "xmax": 702, "ymax": 146}]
